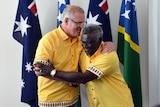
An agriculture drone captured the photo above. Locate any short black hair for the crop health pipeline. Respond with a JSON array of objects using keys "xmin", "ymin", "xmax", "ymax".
[{"xmin": 82, "ymin": 24, "xmax": 103, "ymax": 41}]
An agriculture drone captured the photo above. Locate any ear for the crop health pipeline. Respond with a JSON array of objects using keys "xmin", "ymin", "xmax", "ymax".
[{"xmin": 64, "ymin": 18, "xmax": 69, "ymax": 24}]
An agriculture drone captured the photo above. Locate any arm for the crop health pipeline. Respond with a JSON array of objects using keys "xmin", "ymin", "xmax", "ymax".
[
  {"xmin": 54, "ymin": 69, "xmax": 98, "ymax": 84},
  {"xmin": 33, "ymin": 61, "xmax": 64, "ymax": 81},
  {"xmin": 33, "ymin": 61, "xmax": 81, "ymax": 87},
  {"xmin": 33, "ymin": 61, "xmax": 98, "ymax": 84}
]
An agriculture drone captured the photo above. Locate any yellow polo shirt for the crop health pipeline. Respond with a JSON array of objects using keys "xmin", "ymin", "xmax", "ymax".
[
  {"xmin": 34, "ymin": 26, "xmax": 82, "ymax": 107},
  {"xmin": 79, "ymin": 44, "xmax": 134, "ymax": 107}
]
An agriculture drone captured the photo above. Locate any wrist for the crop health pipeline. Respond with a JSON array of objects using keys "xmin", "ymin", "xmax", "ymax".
[{"xmin": 50, "ymin": 69, "xmax": 56, "ymax": 77}]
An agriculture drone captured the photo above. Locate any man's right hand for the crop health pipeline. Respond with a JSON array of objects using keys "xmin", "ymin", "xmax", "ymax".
[{"xmin": 33, "ymin": 60, "xmax": 54, "ymax": 76}]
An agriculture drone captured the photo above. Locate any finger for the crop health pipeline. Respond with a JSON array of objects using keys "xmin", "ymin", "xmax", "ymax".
[
  {"xmin": 101, "ymin": 48, "xmax": 109, "ymax": 54},
  {"xmin": 35, "ymin": 71, "xmax": 43, "ymax": 76},
  {"xmin": 33, "ymin": 67, "xmax": 42, "ymax": 72}
]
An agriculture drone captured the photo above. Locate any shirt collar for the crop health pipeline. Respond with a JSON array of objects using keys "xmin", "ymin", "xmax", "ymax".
[
  {"xmin": 58, "ymin": 26, "xmax": 81, "ymax": 42},
  {"xmin": 58, "ymin": 26, "xmax": 69, "ymax": 40}
]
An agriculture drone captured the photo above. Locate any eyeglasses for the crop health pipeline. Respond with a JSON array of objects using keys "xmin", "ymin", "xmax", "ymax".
[{"xmin": 69, "ymin": 18, "xmax": 86, "ymax": 26}]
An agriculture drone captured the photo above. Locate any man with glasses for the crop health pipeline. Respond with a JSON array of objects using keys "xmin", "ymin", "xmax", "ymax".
[
  {"xmin": 33, "ymin": 5, "xmax": 114, "ymax": 107},
  {"xmin": 34, "ymin": 24, "xmax": 134, "ymax": 107},
  {"xmin": 68, "ymin": 18, "xmax": 86, "ymax": 26}
]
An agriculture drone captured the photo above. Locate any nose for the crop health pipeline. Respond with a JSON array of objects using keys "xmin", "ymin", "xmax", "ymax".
[
  {"xmin": 79, "ymin": 24, "xmax": 84, "ymax": 29},
  {"xmin": 82, "ymin": 43, "xmax": 90, "ymax": 48}
]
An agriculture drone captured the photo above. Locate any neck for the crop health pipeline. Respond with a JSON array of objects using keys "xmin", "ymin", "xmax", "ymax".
[{"xmin": 60, "ymin": 24, "xmax": 74, "ymax": 40}]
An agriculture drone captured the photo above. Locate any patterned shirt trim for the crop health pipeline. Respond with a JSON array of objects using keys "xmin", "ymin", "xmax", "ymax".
[
  {"xmin": 38, "ymin": 96, "xmax": 78, "ymax": 107},
  {"xmin": 87, "ymin": 65, "xmax": 104, "ymax": 79}
]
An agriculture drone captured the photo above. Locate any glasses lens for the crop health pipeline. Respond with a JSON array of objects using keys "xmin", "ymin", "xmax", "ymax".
[{"xmin": 69, "ymin": 18, "xmax": 85, "ymax": 26}]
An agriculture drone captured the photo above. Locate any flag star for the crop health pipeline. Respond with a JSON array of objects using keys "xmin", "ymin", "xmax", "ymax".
[
  {"xmin": 57, "ymin": 9, "xmax": 63, "ymax": 21},
  {"xmin": 14, "ymin": 15, "xmax": 31, "ymax": 37},
  {"xmin": 58, "ymin": 0, "xmax": 66, "ymax": 7},
  {"xmin": 132, "ymin": 2, "xmax": 136, "ymax": 11},
  {"xmin": 132, "ymin": 2, "xmax": 135, "ymax": 6},
  {"xmin": 125, "ymin": 0, "xmax": 131, "ymax": 5},
  {"xmin": 87, "ymin": 12, "xmax": 102, "ymax": 25},
  {"xmin": 25, "ymin": 62, "xmax": 33, "ymax": 73},
  {"xmin": 21, "ymin": 79, "xmax": 25, "ymax": 88},
  {"xmin": 121, "ymin": 9, "xmax": 131, "ymax": 19}
]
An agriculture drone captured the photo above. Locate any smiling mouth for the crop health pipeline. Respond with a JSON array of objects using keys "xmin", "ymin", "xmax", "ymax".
[
  {"xmin": 77, "ymin": 30, "xmax": 81, "ymax": 33},
  {"xmin": 85, "ymin": 49, "xmax": 90, "ymax": 53}
]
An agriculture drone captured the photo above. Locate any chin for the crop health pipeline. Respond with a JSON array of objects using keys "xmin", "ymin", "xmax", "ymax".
[
  {"xmin": 76, "ymin": 31, "xmax": 81, "ymax": 35},
  {"xmin": 85, "ymin": 51, "xmax": 90, "ymax": 55}
]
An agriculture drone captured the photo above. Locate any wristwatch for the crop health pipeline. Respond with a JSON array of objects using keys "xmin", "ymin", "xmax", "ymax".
[{"xmin": 50, "ymin": 69, "xmax": 56, "ymax": 77}]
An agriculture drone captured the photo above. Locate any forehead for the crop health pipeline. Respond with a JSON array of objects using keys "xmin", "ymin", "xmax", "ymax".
[
  {"xmin": 73, "ymin": 12, "xmax": 85, "ymax": 21},
  {"xmin": 82, "ymin": 34, "xmax": 95, "ymax": 42}
]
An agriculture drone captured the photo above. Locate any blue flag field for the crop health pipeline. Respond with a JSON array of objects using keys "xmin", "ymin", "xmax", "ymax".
[{"xmin": 13, "ymin": 0, "xmax": 42, "ymax": 106}]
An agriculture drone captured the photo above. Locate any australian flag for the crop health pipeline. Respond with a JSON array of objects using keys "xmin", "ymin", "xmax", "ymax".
[
  {"xmin": 57, "ymin": 0, "xmax": 70, "ymax": 27},
  {"xmin": 87, "ymin": 0, "xmax": 112, "ymax": 41},
  {"xmin": 13, "ymin": 0, "xmax": 42, "ymax": 107}
]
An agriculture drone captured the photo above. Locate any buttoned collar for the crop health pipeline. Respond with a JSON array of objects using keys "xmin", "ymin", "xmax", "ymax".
[{"xmin": 58, "ymin": 26, "xmax": 81, "ymax": 42}]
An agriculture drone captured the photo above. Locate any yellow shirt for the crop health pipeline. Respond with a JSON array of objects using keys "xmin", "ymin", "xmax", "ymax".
[
  {"xmin": 34, "ymin": 26, "xmax": 82, "ymax": 107},
  {"xmin": 79, "ymin": 44, "xmax": 134, "ymax": 107}
]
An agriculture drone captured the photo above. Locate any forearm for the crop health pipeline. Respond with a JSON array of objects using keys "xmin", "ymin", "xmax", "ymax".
[
  {"xmin": 54, "ymin": 70, "xmax": 84, "ymax": 83},
  {"xmin": 54, "ymin": 70, "xmax": 97, "ymax": 84},
  {"xmin": 33, "ymin": 61, "xmax": 97, "ymax": 83}
]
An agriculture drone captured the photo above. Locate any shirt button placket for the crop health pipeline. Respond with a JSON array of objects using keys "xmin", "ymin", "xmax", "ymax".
[{"xmin": 90, "ymin": 84, "xmax": 97, "ymax": 105}]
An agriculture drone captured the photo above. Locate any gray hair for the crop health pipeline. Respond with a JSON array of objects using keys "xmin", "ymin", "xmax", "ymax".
[
  {"xmin": 82, "ymin": 24, "xmax": 103, "ymax": 41},
  {"xmin": 62, "ymin": 5, "xmax": 85, "ymax": 21}
]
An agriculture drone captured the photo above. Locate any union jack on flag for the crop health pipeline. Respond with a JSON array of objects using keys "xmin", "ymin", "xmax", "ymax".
[
  {"xmin": 87, "ymin": 0, "xmax": 112, "ymax": 41},
  {"xmin": 13, "ymin": 0, "xmax": 42, "ymax": 106}
]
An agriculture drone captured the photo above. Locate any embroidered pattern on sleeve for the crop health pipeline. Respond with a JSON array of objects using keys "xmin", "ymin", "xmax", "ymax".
[{"xmin": 87, "ymin": 65, "xmax": 104, "ymax": 79}]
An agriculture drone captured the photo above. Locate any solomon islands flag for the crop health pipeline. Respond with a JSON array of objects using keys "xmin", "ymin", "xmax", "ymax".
[{"xmin": 117, "ymin": 0, "xmax": 142, "ymax": 107}]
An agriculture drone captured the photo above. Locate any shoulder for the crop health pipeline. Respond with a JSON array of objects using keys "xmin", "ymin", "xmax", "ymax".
[
  {"xmin": 99, "ymin": 51, "xmax": 118, "ymax": 60},
  {"xmin": 41, "ymin": 28, "xmax": 60, "ymax": 41},
  {"xmin": 94, "ymin": 51, "xmax": 120, "ymax": 68},
  {"xmin": 93, "ymin": 52, "xmax": 120, "ymax": 75}
]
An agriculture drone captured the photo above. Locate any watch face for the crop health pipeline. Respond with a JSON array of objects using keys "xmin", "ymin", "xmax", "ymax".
[{"xmin": 51, "ymin": 69, "xmax": 56, "ymax": 77}]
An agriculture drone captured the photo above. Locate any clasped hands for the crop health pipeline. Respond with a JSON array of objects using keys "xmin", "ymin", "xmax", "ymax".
[
  {"xmin": 33, "ymin": 60, "xmax": 79, "ymax": 87},
  {"xmin": 33, "ymin": 60, "xmax": 54, "ymax": 76}
]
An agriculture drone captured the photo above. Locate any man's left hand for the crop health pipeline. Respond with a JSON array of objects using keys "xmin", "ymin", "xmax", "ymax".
[{"xmin": 102, "ymin": 42, "xmax": 115, "ymax": 54}]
